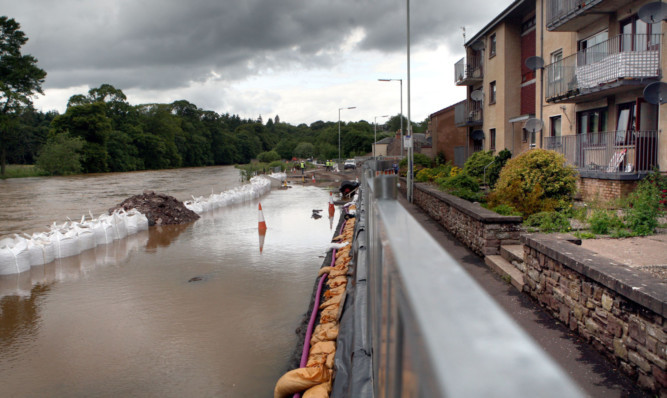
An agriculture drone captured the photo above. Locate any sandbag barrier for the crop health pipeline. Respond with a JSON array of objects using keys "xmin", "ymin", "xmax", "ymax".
[
  {"xmin": 0, "ymin": 175, "xmax": 275, "ymax": 276},
  {"xmin": 274, "ymin": 197, "xmax": 357, "ymax": 398}
]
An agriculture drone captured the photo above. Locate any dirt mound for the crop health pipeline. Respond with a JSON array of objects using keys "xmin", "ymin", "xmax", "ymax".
[{"xmin": 109, "ymin": 191, "xmax": 200, "ymax": 226}]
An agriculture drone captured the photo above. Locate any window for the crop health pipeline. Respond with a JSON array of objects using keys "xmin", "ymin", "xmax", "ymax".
[
  {"xmin": 578, "ymin": 30, "xmax": 608, "ymax": 65},
  {"xmin": 577, "ymin": 108, "xmax": 607, "ymax": 145},
  {"xmin": 521, "ymin": 17, "xmax": 536, "ymax": 34},
  {"xmin": 551, "ymin": 50, "xmax": 563, "ymax": 82},
  {"xmin": 620, "ymin": 16, "xmax": 660, "ymax": 52},
  {"xmin": 616, "ymin": 102, "xmax": 637, "ymax": 145},
  {"xmin": 489, "ymin": 81, "xmax": 496, "ymax": 104},
  {"xmin": 489, "ymin": 34, "xmax": 496, "ymax": 57},
  {"xmin": 550, "ymin": 116, "xmax": 561, "ymax": 137},
  {"xmin": 490, "ymin": 128, "xmax": 496, "ymax": 151}
]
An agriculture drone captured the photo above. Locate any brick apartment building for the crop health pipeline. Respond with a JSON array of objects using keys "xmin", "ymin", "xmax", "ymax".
[{"xmin": 449, "ymin": 0, "xmax": 666, "ymax": 201}]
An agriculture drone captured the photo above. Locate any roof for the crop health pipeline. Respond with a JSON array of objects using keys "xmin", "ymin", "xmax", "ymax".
[
  {"xmin": 430, "ymin": 100, "xmax": 465, "ymax": 118},
  {"xmin": 376, "ymin": 137, "xmax": 394, "ymax": 145},
  {"xmin": 465, "ymin": 0, "xmax": 533, "ymax": 47}
]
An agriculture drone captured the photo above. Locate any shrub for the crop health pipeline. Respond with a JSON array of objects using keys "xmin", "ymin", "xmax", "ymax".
[
  {"xmin": 625, "ymin": 179, "xmax": 661, "ymax": 236},
  {"xmin": 268, "ymin": 160, "xmax": 286, "ymax": 171},
  {"xmin": 463, "ymin": 150, "xmax": 494, "ymax": 184},
  {"xmin": 487, "ymin": 149, "xmax": 512, "ymax": 188},
  {"xmin": 35, "ymin": 133, "xmax": 84, "ymax": 176},
  {"xmin": 588, "ymin": 210, "xmax": 623, "ymax": 235},
  {"xmin": 488, "ymin": 149, "xmax": 577, "ymax": 216},
  {"xmin": 491, "ymin": 203, "xmax": 521, "ymax": 216},
  {"xmin": 524, "ymin": 211, "xmax": 570, "ymax": 233},
  {"xmin": 257, "ymin": 150, "xmax": 281, "ymax": 163},
  {"xmin": 439, "ymin": 173, "xmax": 485, "ymax": 202}
]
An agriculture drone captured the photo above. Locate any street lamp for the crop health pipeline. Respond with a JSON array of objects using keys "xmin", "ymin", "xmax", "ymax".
[
  {"xmin": 338, "ymin": 106, "xmax": 356, "ymax": 162},
  {"xmin": 377, "ymin": 78, "xmax": 403, "ymax": 155},
  {"xmin": 374, "ymin": 115, "xmax": 389, "ymax": 160}
]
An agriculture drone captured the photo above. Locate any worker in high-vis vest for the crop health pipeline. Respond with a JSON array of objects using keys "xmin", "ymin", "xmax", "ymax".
[{"xmin": 300, "ymin": 161, "xmax": 305, "ymax": 175}]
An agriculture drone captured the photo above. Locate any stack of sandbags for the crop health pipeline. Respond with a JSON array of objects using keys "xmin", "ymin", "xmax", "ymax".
[{"xmin": 274, "ymin": 208, "xmax": 356, "ymax": 398}]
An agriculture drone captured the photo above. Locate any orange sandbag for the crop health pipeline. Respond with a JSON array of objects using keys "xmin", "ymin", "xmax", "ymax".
[
  {"xmin": 327, "ymin": 276, "xmax": 347, "ymax": 288},
  {"xmin": 310, "ymin": 323, "xmax": 339, "ymax": 345},
  {"xmin": 319, "ymin": 293, "xmax": 343, "ymax": 310},
  {"xmin": 303, "ymin": 381, "xmax": 332, "ymax": 398},
  {"xmin": 274, "ymin": 366, "xmax": 331, "ymax": 398},
  {"xmin": 324, "ymin": 285, "xmax": 346, "ymax": 299}
]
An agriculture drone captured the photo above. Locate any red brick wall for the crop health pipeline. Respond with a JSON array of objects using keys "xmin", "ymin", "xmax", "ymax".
[
  {"xmin": 431, "ymin": 105, "xmax": 468, "ymax": 163},
  {"xmin": 520, "ymin": 30, "xmax": 536, "ymax": 116}
]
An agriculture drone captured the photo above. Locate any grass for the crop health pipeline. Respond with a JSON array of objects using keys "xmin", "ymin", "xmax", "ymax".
[{"xmin": 0, "ymin": 164, "xmax": 49, "ymax": 179}]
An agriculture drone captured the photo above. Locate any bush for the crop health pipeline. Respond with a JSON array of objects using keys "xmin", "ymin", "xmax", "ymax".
[
  {"xmin": 439, "ymin": 173, "xmax": 485, "ymax": 202},
  {"xmin": 625, "ymin": 179, "xmax": 661, "ymax": 236},
  {"xmin": 487, "ymin": 149, "xmax": 512, "ymax": 187},
  {"xmin": 35, "ymin": 133, "xmax": 84, "ymax": 176},
  {"xmin": 257, "ymin": 150, "xmax": 281, "ymax": 163},
  {"xmin": 415, "ymin": 164, "xmax": 453, "ymax": 182},
  {"xmin": 463, "ymin": 150, "xmax": 494, "ymax": 184},
  {"xmin": 524, "ymin": 211, "xmax": 571, "ymax": 233},
  {"xmin": 588, "ymin": 210, "xmax": 623, "ymax": 235},
  {"xmin": 491, "ymin": 203, "xmax": 521, "ymax": 216},
  {"xmin": 268, "ymin": 160, "xmax": 286, "ymax": 171},
  {"xmin": 488, "ymin": 149, "xmax": 577, "ymax": 216}
]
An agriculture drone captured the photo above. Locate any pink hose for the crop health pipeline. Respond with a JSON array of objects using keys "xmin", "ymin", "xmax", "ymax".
[{"xmin": 294, "ymin": 219, "xmax": 348, "ymax": 398}]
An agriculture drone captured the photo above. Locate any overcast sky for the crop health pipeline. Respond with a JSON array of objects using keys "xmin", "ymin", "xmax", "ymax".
[{"xmin": 4, "ymin": 0, "xmax": 512, "ymax": 125}]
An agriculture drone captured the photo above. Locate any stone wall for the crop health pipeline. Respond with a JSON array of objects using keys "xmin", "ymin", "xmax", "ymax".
[
  {"xmin": 522, "ymin": 234, "xmax": 667, "ymax": 395},
  {"xmin": 577, "ymin": 177, "xmax": 637, "ymax": 202},
  {"xmin": 401, "ymin": 181, "xmax": 522, "ymax": 256}
]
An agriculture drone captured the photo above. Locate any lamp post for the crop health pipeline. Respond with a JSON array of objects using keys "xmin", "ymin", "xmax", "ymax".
[
  {"xmin": 406, "ymin": 0, "xmax": 414, "ymax": 203},
  {"xmin": 378, "ymin": 78, "xmax": 403, "ymax": 155},
  {"xmin": 338, "ymin": 106, "xmax": 356, "ymax": 162},
  {"xmin": 374, "ymin": 115, "xmax": 389, "ymax": 160}
]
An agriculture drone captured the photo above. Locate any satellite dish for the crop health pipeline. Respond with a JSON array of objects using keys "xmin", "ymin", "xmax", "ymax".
[
  {"xmin": 643, "ymin": 81, "xmax": 667, "ymax": 105},
  {"xmin": 638, "ymin": 2, "xmax": 667, "ymax": 24},
  {"xmin": 471, "ymin": 41, "xmax": 485, "ymax": 51},
  {"xmin": 525, "ymin": 56, "xmax": 545, "ymax": 71},
  {"xmin": 470, "ymin": 90, "xmax": 484, "ymax": 101},
  {"xmin": 524, "ymin": 118, "xmax": 544, "ymax": 133},
  {"xmin": 471, "ymin": 130, "xmax": 485, "ymax": 141}
]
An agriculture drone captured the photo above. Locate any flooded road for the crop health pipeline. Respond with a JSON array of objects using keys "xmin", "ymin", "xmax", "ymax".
[{"xmin": 0, "ymin": 166, "xmax": 339, "ymax": 397}]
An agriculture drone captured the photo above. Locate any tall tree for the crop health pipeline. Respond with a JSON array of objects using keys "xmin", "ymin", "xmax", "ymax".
[{"xmin": 0, "ymin": 16, "xmax": 47, "ymax": 175}]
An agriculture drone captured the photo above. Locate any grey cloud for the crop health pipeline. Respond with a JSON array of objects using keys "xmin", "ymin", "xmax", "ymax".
[{"xmin": 5, "ymin": 0, "xmax": 509, "ymax": 91}]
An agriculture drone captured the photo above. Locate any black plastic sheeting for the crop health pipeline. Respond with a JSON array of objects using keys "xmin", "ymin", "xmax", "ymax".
[{"xmin": 331, "ymin": 199, "xmax": 373, "ymax": 397}]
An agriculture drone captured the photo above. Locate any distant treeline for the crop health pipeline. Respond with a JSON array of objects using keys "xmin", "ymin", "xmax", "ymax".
[{"xmin": 5, "ymin": 84, "xmax": 424, "ymax": 175}]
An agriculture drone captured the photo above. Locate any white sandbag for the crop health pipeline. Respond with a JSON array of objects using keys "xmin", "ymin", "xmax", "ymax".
[
  {"xmin": 110, "ymin": 210, "xmax": 128, "ymax": 240},
  {"xmin": 0, "ymin": 236, "xmax": 32, "ymax": 275},
  {"xmin": 75, "ymin": 224, "xmax": 97, "ymax": 252},
  {"xmin": 51, "ymin": 228, "xmax": 81, "ymax": 259},
  {"xmin": 125, "ymin": 209, "xmax": 148, "ymax": 235},
  {"xmin": 92, "ymin": 215, "xmax": 115, "ymax": 245},
  {"xmin": 26, "ymin": 233, "xmax": 55, "ymax": 266}
]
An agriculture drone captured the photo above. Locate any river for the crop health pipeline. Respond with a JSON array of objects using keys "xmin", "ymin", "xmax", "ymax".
[{"xmin": 0, "ymin": 166, "xmax": 339, "ymax": 397}]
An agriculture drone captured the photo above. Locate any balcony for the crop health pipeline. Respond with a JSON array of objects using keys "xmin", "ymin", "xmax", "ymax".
[
  {"xmin": 455, "ymin": 57, "xmax": 483, "ymax": 86},
  {"xmin": 545, "ymin": 34, "xmax": 661, "ymax": 103},
  {"xmin": 455, "ymin": 100, "xmax": 483, "ymax": 127},
  {"xmin": 546, "ymin": 0, "xmax": 622, "ymax": 31},
  {"xmin": 543, "ymin": 130, "xmax": 658, "ymax": 178}
]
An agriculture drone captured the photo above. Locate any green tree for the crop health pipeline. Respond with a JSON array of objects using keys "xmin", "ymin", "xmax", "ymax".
[
  {"xmin": 257, "ymin": 150, "xmax": 281, "ymax": 163},
  {"xmin": 35, "ymin": 132, "xmax": 84, "ymax": 175},
  {"xmin": 294, "ymin": 142, "xmax": 315, "ymax": 159},
  {"xmin": 0, "ymin": 16, "xmax": 47, "ymax": 175}
]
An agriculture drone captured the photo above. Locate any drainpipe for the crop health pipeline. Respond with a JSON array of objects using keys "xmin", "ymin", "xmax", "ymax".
[{"xmin": 539, "ymin": 0, "xmax": 544, "ymax": 148}]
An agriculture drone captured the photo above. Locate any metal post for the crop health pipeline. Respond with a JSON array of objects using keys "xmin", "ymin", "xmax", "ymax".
[{"xmin": 406, "ymin": 0, "xmax": 414, "ymax": 203}]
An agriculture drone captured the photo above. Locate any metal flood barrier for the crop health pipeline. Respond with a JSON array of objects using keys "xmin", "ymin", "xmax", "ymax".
[{"xmin": 352, "ymin": 163, "xmax": 585, "ymax": 398}]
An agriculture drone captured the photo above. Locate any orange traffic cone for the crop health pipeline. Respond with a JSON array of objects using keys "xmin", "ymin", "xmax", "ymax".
[
  {"xmin": 328, "ymin": 191, "xmax": 335, "ymax": 212},
  {"xmin": 258, "ymin": 229, "xmax": 266, "ymax": 253},
  {"xmin": 312, "ymin": 175, "xmax": 316, "ymax": 183},
  {"xmin": 258, "ymin": 202, "xmax": 267, "ymax": 232}
]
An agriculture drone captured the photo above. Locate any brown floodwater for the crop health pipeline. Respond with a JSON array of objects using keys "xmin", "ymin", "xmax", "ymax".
[{"xmin": 0, "ymin": 166, "xmax": 340, "ymax": 397}]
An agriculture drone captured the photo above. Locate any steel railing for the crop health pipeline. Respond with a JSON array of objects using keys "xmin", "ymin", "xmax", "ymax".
[
  {"xmin": 454, "ymin": 100, "xmax": 483, "ymax": 126},
  {"xmin": 356, "ymin": 164, "xmax": 585, "ymax": 397},
  {"xmin": 546, "ymin": 0, "xmax": 603, "ymax": 28},
  {"xmin": 454, "ymin": 57, "xmax": 483, "ymax": 85},
  {"xmin": 543, "ymin": 130, "xmax": 659, "ymax": 174},
  {"xmin": 545, "ymin": 34, "xmax": 662, "ymax": 100}
]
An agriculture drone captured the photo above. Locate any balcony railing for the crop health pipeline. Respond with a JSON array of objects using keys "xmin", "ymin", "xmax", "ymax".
[
  {"xmin": 546, "ymin": 0, "xmax": 604, "ymax": 30},
  {"xmin": 543, "ymin": 130, "xmax": 658, "ymax": 176},
  {"xmin": 455, "ymin": 57, "xmax": 483, "ymax": 85},
  {"xmin": 454, "ymin": 100, "xmax": 483, "ymax": 126},
  {"xmin": 545, "ymin": 34, "xmax": 661, "ymax": 101}
]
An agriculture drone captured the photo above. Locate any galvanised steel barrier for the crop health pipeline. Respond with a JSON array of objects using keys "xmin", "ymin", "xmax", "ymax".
[{"xmin": 357, "ymin": 163, "xmax": 585, "ymax": 397}]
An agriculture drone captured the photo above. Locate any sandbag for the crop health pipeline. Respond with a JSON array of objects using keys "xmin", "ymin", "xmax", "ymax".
[
  {"xmin": 26, "ymin": 233, "xmax": 55, "ymax": 266},
  {"xmin": 75, "ymin": 224, "xmax": 96, "ymax": 252},
  {"xmin": 0, "ymin": 236, "xmax": 31, "ymax": 275},
  {"xmin": 274, "ymin": 366, "xmax": 331, "ymax": 398},
  {"xmin": 125, "ymin": 209, "xmax": 148, "ymax": 235},
  {"xmin": 110, "ymin": 210, "xmax": 128, "ymax": 240},
  {"xmin": 303, "ymin": 381, "xmax": 332, "ymax": 398},
  {"xmin": 92, "ymin": 216, "xmax": 114, "ymax": 245}
]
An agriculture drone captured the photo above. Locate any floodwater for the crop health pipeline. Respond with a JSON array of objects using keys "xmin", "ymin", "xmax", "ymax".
[{"xmin": 0, "ymin": 166, "xmax": 340, "ymax": 397}]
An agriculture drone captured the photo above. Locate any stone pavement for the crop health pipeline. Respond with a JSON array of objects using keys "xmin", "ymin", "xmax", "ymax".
[{"xmin": 581, "ymin": 233, "xmax": 667, "ymax": 279}]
